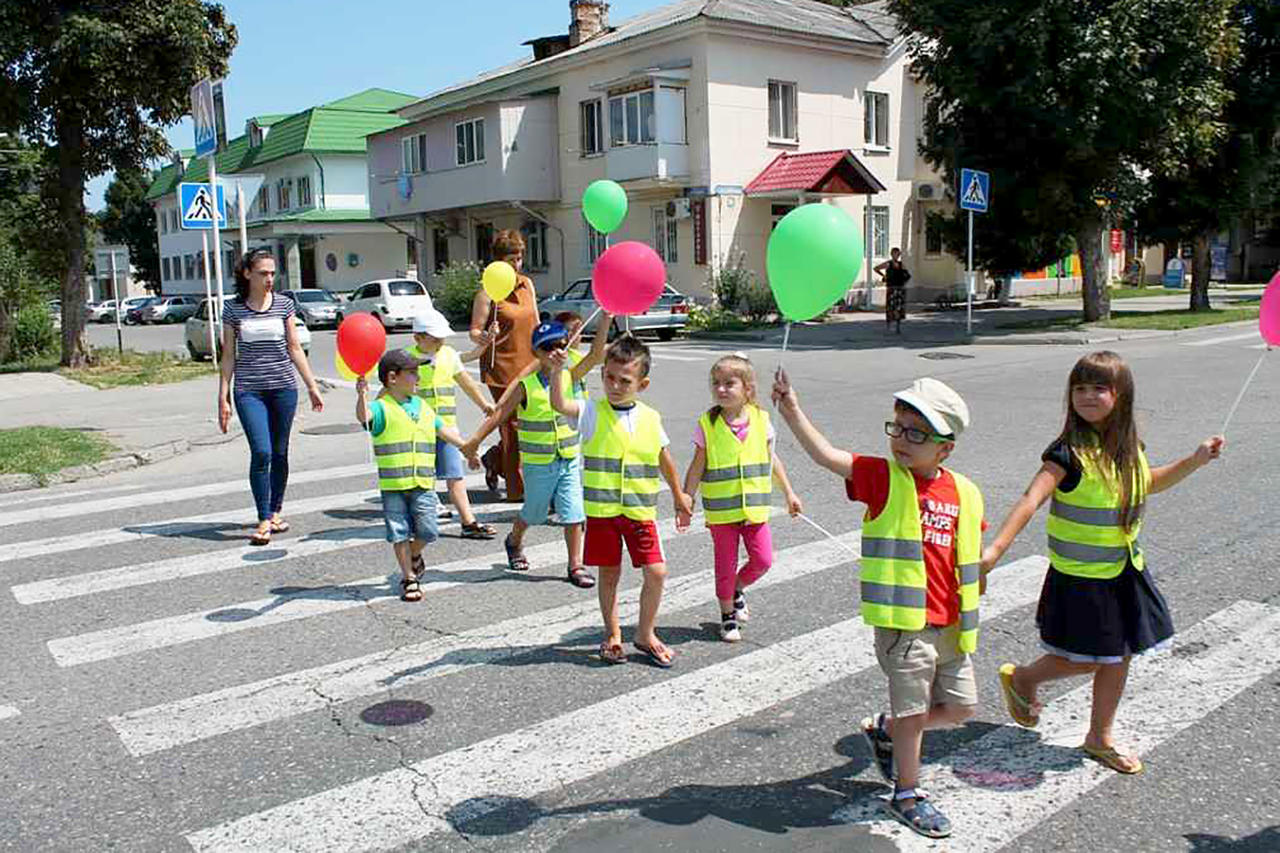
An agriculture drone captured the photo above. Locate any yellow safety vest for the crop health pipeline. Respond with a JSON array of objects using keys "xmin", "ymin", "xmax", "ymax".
[
  {"xmin": 1046, "ymin": 446, "xmax": 1149, "ymax": 579},
  {"xmin": 859, "ymin": 462, "xmax": 984, "ymax": 653},
  {"xmin": 698, "ymin": 405, "xmax": 772, "ymax": 525},
  {"xmin": 372, "ymin": 397, "xmax": 437, "ymax": 492},
  {"xmin": 568, "ymin": 349, "xmax": 589, "ymax": 400},
  {"xmin": 581, "ymin": 399, "xmax": 663, "ymax": 521},
  {"xmin": 408, "ymin": 344, "xmax": 459, "ymax": 427},
  {"xmin": 517, "ymin": 371, "xmax": 580, "ymax": 465}
]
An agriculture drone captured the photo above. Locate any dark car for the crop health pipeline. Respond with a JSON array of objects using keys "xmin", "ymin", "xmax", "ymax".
[{"xmin": 125, "ymin": 297, "xmax": 161, "ymax": 325}]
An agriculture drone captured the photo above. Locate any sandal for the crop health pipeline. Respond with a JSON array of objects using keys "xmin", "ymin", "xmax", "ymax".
[
  {"xmin": 886, "ymin": 788, "xmax": 951, "ymax": 839},
  {"xmin": 400, "ymin": 578, "xmax": 423, "ymax": 602},
  {"xmin": 1081, "ymin": 744, "xmax": 1143, "ymax": 775},
  {"xmin": 567, "ymin": 565, "xmax": 595, "ymax": 589},
  {"xmin": 269, "ymin": 517, "xmax": 290, "ymax": 533},
  {"xmin": 504, "ymin": 535, "xmax": 529, "ymax": 572},
  {"xmin": 250, "ymin": 524, "xmax": 271, "ymax": 546},
  {"xmin": 460, "ymin": 521, "xmax": 497, "ymax": 540},
  {"xmin": 634, "ymin": 641, "xmax": 674, "ymax": 669},
  {"xmin": 412, "ymin": 554, "xmax": 425, "ymax": 578},
  {"xmin": 860, "ymin": 713, "xmax": 896, "ymax": 783},
  {"xmin": 998, "ymin": 663, "xmax": 1040, "ymax": 728},
  {"xmin": 598, "ymin": 641, "xmax": 626, "ymax": 665}
]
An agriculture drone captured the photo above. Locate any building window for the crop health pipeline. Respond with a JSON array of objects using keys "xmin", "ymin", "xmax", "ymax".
[
  {"xmin": 161, "ymin": 257, "xmax": 170, "ymax": 281},
  {"xmin": 768, "ymin": 80, "xmax": 798, "ymax": 142},
  {"xmin": 402, "ymin": 133, "xmax": 427, "ymax": 174},
  {"xmin": 474, "ymin": 222, "xmax": 494, "ymax": 263},
  {"xmin": 585, "ymin": 218, "xmax": 609, "ymax": 263},
  {"xmin": 277, "ymin": 179, "xmax": 292, "ymax": 211},
  {"xmin": 770, "ymin": 203, "xmax": 796, "ymax": 232},
  {"xmin": 580, "ymin": 99, "xmax": 604, "ymax": 156},
  {"xmin": 865, "ymin": 91, "xmax": 889, "ymax": 148},
  {"xmin": 523, "ymin": 220, "xmax": 549, "ymax": 270},
  {"xmin": 159, "ymin": 210, "xmax": 167, "ymax": 235},
  {"xmin": 297, "ymin": 176, "xmax": 312, "ymax": 207},
  {"xmin": 256, "ymin": 186, "xmax": 270, "ymax": 217},
  {"xmin": 925, "ymin": 216, "xmax": 944, "ymax": 256},
  {"xmin": 184, "ymin": 254, "xmax": 195, "ymax": 280},
  {"xmin": 433, "ymin": 228, "xmax": 450, "ymax": 273},
  {"xmin": 226, "ymin": 249, "xmax": 237, "ymax": 275},
  {"xmin": 170, "ymin": 209, "xmax": 179, "ymax": 231},
  {"xmin": 608, "ymin": 90, "xmax": 655, "ymax": 147},
  {"xmin": 455, "ymin": 118, "xmax": 486, "ymax": 166},
  {"xmin": 871, "ymin": 205, "xmax": 890, "ymax": 258},
  {"xmin": 653, "ymin": 206, "xmax": 678, "ymax": 263}
]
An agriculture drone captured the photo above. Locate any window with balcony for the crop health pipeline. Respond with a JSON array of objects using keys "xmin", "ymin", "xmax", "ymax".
[
  {"xmin": 523, "ymin": 220, "xmax": 549, "ymax": 271},
  {"xmin": 871, "ymin": 205, "xmax": 890, "ymax": 257},
  {"xmin": 653, "ymin": 206, "xmax": 678, "ymax": 263},
  {"xmin": 580, "ymin": 99, "xmax": 604, "ymax": 156},
  {"xmin": 768, "ymin": 80, "xmax": 798, "ymax": 142},
  {"xmin": 455, "ymin": 118, "xmax": 485, "ymax": 166},
  {"xmin": 608, "ymin": 89, "xmax": 655, "ymax": 147},
  {"xmin": 297, "ymin": 175, "xmax": 312, "ymax": 207},
  {"xmin": 402, "ymin": 133, "xmax": 427, "ymax": 174},
  {"xmin": 865, "ymin": 91, "xmax": 889, "ymax": 148}
]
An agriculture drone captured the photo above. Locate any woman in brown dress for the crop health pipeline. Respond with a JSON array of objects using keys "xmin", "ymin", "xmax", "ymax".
[{"xmin": 469, "ymin": 229, "xmax": 539, "ymax": 501}]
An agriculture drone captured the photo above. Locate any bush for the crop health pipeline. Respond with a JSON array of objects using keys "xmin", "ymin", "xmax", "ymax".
[
  {"xmin": 738, "ymin": 276, "xmax": 778, "ymax": 324},
  {"xmin": 9, "ymin": 304, "xmax": 57, "ymax": 361},
  {"xmin": 709, "ymin": 255, "xmax": 754, "ymax": 310},
  {"xmin": 432, "ymin": 261, "xmax": 483, "ymax": 327},
  {"xmin": 685, "ymin": 304, "xmax": 751, "ymax": 333},
  {"xmin": 704, "ymin": 254, "xmax": 777, "ymax": 325}
]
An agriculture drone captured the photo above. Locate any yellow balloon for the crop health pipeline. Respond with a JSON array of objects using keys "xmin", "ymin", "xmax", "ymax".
[
  {"xmin": 335, "ymin": 350, "xmax": 360, "ymax": 381},
  {"xmin": 482, "ymin": 261, "xmax": 517, "ymax": 302}
]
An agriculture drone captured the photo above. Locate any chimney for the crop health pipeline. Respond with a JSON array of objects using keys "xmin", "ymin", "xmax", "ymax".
[{"xmin": 569, "ymin": 0, "xmax": 609, "ymax": 47}]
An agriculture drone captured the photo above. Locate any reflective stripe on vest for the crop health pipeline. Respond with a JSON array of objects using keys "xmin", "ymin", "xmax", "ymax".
[
  {"xmin": 517, "ymin": 372, "xmax": 580, "ymax": 465},
  {"xmin": 1045, "ymin": 447, "xmax": 1148, "ymax": 579},
  {"xmin": 858, "ymin": 462, "xmax": 984, "ymax": 653},
  {"xmin": 581, "ymin": 400, "xmax": 663, "ymax": 521},
  {"xmin": 698, "ymin": 407, "xmax": 772, "ymax": 525},
  {"xmin": 372, "ymin": 398, "xmax": 436, "ymax": 492},
  {"xmin": 409, "ymin": 344, "xmax": 459, "ymax": 428}
]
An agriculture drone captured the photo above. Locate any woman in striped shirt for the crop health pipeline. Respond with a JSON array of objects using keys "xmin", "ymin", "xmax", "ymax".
[{"xmin": 217, "ymin": 248, "xmax": 325, "ymax": 545}]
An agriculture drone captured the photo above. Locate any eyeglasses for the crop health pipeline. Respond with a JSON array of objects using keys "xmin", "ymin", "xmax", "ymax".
[
  {"xmin": 538, "ymin": 339, "xmax": 568, "ymax": 352},
  {"xmin": 884, "ymin": 421, "xmax": 950, "ymax": 445}
]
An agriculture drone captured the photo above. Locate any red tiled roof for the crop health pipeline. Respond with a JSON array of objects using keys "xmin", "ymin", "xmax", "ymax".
[{"xmin": 744, "ymin": 149, "xmax": 886, "ymax": 196}]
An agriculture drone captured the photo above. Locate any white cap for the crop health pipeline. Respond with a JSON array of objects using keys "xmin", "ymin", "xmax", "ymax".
[
  {"xmin": 412, "ymin": 309, "xmax": 455, "ymax": 337},
  {"xmin": 893, "ymin": 377, "xmax": 970, "ymax": 438}
]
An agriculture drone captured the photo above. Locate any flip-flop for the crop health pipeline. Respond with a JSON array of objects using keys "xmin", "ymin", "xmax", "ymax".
[
  {"xmin": 1081, "ymin": 744, "xmax": 1143, "ymax": 775},
  {"xmin": 634, "ymin": 641, "xmax": 674, "ymax": 669},
  {"xmin": 250, "ymin": 527, "xmax": 271, "ymax": 546},
  {"xmin": 598, "ymin": 641, "xmax": 626, "ymax": 665},
  {"xmin": 567, "ymin": 566, "xmax": 596, "ymax": 588},
  {"xmin": 998, "ymin": 663, "xmax": 1040, "ymax": 728},
  {"xmin": 269, "ymin": 518, "xmax": 290, "ymax": 533}
]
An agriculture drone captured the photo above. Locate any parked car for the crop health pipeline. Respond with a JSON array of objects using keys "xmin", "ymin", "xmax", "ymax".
[
  {"xmin": 184, "ymin": 297, "xmax": 311, "ymax": 361},
  {"xmin": 337, "ymin": 278, "xmax": 433, "ymax": 330},
  {"xmin": 282, "ymin": 288, "xmax": 342, "ymax": 329},
  {"xmin": 143, "ymin": 295, "xmax": 200, "ymax": 324},
  {"xmin": 88, "ymin": 300, "xmax": 118, "ymax": 323},
  {"xmin": 125, "ymin": 297, "xmax": 162, "ymax": 325},
  {"xmin": 538, "ymin": 279, "xmax": 691, "ymax": 341}
]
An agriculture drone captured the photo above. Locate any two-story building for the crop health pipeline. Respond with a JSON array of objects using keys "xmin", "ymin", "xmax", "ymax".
[
  {"xmin": 146, "ymin": 89, "xmax": 421, "ymax": 297},
  {"xmin": 367, "ymin": 0, "xmax": 977, "ymax": 305}
]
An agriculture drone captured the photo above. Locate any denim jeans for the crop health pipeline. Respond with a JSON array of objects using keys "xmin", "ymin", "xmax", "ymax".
[{"xmin": 234, "ymin": 387, "xmax": 298, "ymax": 522}]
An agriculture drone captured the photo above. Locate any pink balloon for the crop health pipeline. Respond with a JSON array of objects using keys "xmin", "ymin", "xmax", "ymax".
[
  {"xmin": 592, "ymin": 241, "xmax": 666, "ymax": 316},
  {"xmin": 1261, "ymin": 270, "xmax": 1280, "ymax": 347}
]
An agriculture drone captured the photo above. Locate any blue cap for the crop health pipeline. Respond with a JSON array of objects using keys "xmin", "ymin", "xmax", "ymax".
[{"xmin": 531, "ymin": 321, "xmax": 568, "ymax": 350}]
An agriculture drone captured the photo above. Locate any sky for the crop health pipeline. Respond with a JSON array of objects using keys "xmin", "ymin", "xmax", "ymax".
[{"xmin": 85, "ymin": 0, "xmax": 665, "ymax": 211}]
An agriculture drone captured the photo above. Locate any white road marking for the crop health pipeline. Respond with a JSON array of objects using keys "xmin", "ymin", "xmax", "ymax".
[
  {"xmin": 833, "ymin": 599, "xmax": 1280, "ymax": 851},
  {"xmin": 0, "ymin": 704, "xmax": 19, "ymax": 721},
  {"xmin": 0, "ymin": 483, "xmax": 145, "ymax": 509},
  {"xmin": 1183, "ymin": 331, "xmax": 1262, "ymax": 347},
  {"xmin": 182, "ymin": 556, "xmax": 1049, "ymax": 852},
  {"xmin": 649, "ymin": 353, "xmax": 705, "ymax": 362}
]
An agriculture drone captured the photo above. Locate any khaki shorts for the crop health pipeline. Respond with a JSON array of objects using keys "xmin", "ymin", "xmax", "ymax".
[{"xmin": 874, "ymin": 624, "xmax": 977, "ymax": 718}]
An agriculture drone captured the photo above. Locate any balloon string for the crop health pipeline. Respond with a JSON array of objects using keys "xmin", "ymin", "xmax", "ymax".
[
  {"xmin": 794, "ymin": 511, "xmax": 860, "ymax": 558},
  {"xmin": 781, "ymin": 321, "xmax": 792, "ymax": 354},
  {"xmin": 1221, "ymin": 347, "xmax": 1270, "ymax": 437},
  {"xmin": 567, "ymin": 305, "xmax": 603, "ymax": 349}
]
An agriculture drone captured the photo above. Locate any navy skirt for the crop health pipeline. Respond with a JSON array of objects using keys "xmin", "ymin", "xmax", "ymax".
[{"xmin": 1036, "ymin": 559, "xmax": 1174, "ymax": 662}]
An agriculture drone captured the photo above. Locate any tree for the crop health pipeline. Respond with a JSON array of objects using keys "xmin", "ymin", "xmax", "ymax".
[
  {"xmin": 0, "ymin": 133, "xmax": 63, "ymax": 284},
  {"xmin": 0, "ymin": 2, "xmax": 236, "ymax": 366},
  {"xmin": 891, "ymin": 0, "xmax": 1239, "ymax": 321},
  {"xmin": 99, "ymin": 167, "xmax": 162, "ymax": 293}
]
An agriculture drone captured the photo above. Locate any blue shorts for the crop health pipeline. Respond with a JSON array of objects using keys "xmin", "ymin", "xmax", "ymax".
[
  {"xmin": 435, "ymin": 436, "xmax": 466, "ymax": 480},
  {"xmin": 381, "ymin": 488, "xmax": 440, "ymax": 544},
  {"xmin": 520, "ymin": 455, "xmax": 586, "ymax": 526}
]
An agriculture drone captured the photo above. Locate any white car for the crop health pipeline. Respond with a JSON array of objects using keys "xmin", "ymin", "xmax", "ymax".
[
  {"xmin": 184, "ymin": 297, "xmax": 311, "ymax": 362},
  {"xmin": 337, "ymin": 278, "xmax": 433, "ymax": 330},
  {"xmin": 88, "ymin": 300, "xmax": 119, "ymax": 323}
]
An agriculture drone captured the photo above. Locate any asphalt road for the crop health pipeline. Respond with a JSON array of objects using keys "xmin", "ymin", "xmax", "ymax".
[{"xmin": 2, "ymin": 327, "xmax": 1277, "ymax": 851}]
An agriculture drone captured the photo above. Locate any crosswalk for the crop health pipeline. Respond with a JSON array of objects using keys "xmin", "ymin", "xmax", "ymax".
[
  {"xmin": 1180, "ymin": 329, "xmax": 1267, "ymax": 350},
  {"xmin": 3, "ymin": 466, "xmax": 1275, "ymax": 851}
]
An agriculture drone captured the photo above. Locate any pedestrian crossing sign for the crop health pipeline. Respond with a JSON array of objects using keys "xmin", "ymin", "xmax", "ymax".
[
  {"xmin": 959, "ymin": 168, "xmax": 990, "ymax": 213},
  {"xmin": 178, "ymin": 182, "xmax": 227, "ymax": 230}
]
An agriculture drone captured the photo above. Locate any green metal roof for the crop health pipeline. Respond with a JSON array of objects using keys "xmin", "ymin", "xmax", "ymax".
[
  {"xmin": 322, "ymin": 89, "xmax": 418, "ymax": 113},
  {"xmin": 251, "ymin": 113, "xmax": 290, "ymax": 127},
  {"xmin": 263, "ymin": 208, "xmax": 373, "ymax": 224}
]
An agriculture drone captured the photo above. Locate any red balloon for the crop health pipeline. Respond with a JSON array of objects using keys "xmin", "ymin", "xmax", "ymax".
[
  {"xmin": 592, "ymin": 241, "xmax": 666, "ymax": 316},
  {"xmin": 336, "ymin": 313, "xmax": 387, "ymax": 375}
]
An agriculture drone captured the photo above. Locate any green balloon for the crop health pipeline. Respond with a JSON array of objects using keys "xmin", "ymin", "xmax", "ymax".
[
  {"xmin": 766, "ymin": 204, "xmax": 864, "ymax": 321},
  {"xmin": 582, "ymin": 180, "xmax": 628, "ymax": 234}
]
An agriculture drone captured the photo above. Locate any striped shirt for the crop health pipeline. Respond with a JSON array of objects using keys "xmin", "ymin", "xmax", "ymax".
[{"xmin": 223, "ymin": 293, "xmax": 298, "ymax": 391}]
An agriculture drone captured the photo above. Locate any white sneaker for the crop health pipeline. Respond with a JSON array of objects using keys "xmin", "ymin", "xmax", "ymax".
[
  {"xmin": 733, "ymin": 591, "xmax": 750, "ymax": 623},
  {"xmin": 719, "ymin": 613, "xmax": 741, "ymax": 643}
]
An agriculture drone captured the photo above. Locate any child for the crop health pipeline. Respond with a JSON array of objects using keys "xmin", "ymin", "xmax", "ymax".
[
  {"xmin": 462, "ymin": 312, "xmax": 611, "ymax": 588},
  {"xmin": 555, "ymin": 310, "xmax": 592, "ymax": 400},
  {"xmin": 406, "ymin": 309, "xmax": 497, "ymax": 539},
  {"xmin": 980, "ymin": 351, "xmax": 1224, "ymax": 775},
  {"xmin": 548, "ymin": 335, "xmax": 693, "ymax": 667},
  {"xmin": 356, "ymin": 350, "xmax": 480, "ymax": 602},
  {"xmin": 772, "ymin": 368, "xmax": 983, "ymax": 839},
  {"xmin": 676, "ymin": 353, "xmax": 802, "ymax": 642}
]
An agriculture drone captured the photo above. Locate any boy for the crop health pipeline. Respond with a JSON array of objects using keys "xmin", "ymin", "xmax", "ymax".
[
  {"xmin": 771, "ymin": 369, "xmax": 983, "ymax": 839},
  {"xmin": 356, "ymin": 350, "xmax": 480, "ymax": 602},
  {"xmin": 406, "ymin": 309, "xmax": 497, "ymax": 538},
  {"xmin": 462, "ymin": 311, "xmax": 611, "ymax": 588},
  {"xmin": 555, "ymin": 310, "xmax": 591, "ymax": 400},
  {"xmin": 548, "ymin": 335, "xmax": 693, "ymax": 668}
]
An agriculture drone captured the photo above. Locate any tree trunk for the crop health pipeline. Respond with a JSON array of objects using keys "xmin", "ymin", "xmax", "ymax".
[
  {"xmin": 1077, "ymin": 213, "xmax": 1110, "ymax": 322},
  {"xmin": 56, "ymin": 110, "xmax": 91, "ymax": 368},
  {"xmin": 1189, "ymin": 230, "xmax": 1212, "ymax": 311},
  {"xmin": 0, "ymin": 302, "xmax": 11, "ymax": 364}
]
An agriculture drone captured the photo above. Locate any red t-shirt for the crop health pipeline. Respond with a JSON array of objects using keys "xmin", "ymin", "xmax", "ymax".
[{"xmin": 846, "ymin": 455, "xmax": 983, "ymax": 627}]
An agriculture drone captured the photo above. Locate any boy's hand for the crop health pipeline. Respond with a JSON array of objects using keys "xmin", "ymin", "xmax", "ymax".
[
  {"xmin": 980, "ymin": 545, "xmax": 999, "ymax": 574},
  {"xmin": 673, "ymin": 490, "xmax": 694, "ymax": 519},
  {"xmin": 355, "ymin": 376, "xmax": 368, "ymax": 395},
  {"xmin": 771, "ymin": 367, "xmax": 799, "ymax": 416},
  {"xmin": 979, "ymin": 567, "xmax": 989, "ymax": 596},
  {"xmin": 459, "ymin": 437, "xmax": 479, "ymax": 459},
  {"xmin": 481, "ymin": 402, "xmax": 496, "ymax": 418},
  {"xmin": 1194, "ymin": 435, "xmax": 1225, "ymax": 466},
  {"xmin": 785, "ymin": 491, "xmax": 803, "ymax": 517},
  {"xmin": 547, "ymin": 349, "xmax": 569, "ymax": 372},
  {"xmin": 676, "ymin": 506, "xmax": 693, "ymax": 532}
]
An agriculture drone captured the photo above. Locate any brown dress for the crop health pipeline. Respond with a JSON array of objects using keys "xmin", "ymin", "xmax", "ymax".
[{"xmin": 481, "ymin": 277, "xmax": 538, "ymax": 501}]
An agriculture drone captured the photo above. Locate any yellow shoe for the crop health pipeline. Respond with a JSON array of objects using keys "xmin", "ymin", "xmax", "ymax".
[{"xmin": 998, "ymin": 663, "xmax": 1040, "ymax": 728}]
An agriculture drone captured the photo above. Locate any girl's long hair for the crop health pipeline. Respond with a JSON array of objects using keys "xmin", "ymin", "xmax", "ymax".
[
  {"xmin": 707, "ymin": 353, "xmax": 757, "ymax": 424},
  {"xmin": 233, "ymin": 247, "xmax": 274, "ymax": 301},
  {"xmin": 1057, "ymin": 351, "xmax": 1145, "ymax": 531}
]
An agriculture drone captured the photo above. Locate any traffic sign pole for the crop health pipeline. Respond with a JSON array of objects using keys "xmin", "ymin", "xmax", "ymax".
[
  {"xmin": 967, "ymin": 210, "xmax": 974, "ymax": 336},
  {"xmin": 109, "ymin": 250, "xmax": 123, "ymax": 356},
  {"xmin": 201, "ymin": 232, "xmax": 217, "ymax": 359},
  {"xmin": 208, "ymin": 156, "xmax": 225, "ymax": 324},
  {"xmin": 237, "ymin": 183, "xmax": 248, "ymax": 263}
]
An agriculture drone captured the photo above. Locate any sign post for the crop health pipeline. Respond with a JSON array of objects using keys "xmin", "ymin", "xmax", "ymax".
[
  {"xmin": 108, "ymin": 250, "xmax": 123, "ymax": 356},
  {"xmin": 958, "ymin": 168, "xmax": 990, "ymax": 336},
  {"xmin": 201, "ymin": 232, "xmax": 217, "ymax": 359},
  {"xmin": 191, "ymin": 78, "xmax": 227, "ymax": 324}
]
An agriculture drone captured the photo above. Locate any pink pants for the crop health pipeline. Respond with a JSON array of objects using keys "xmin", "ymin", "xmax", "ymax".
[{"xmin": 710, "ymin": 521, "xmax": 774, "ymax": 603}]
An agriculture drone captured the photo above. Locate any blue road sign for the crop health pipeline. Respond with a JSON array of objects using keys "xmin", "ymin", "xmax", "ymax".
[
  {"xmin": 959, "ymin": 168, "xmax": 990, "ymax": 213},
  {"xmin": 178, "ymin": 182, "xmax": 226, "ymax": 230},
  {"xmin": 190, "ymin": 79, "xmax": 216, "ymax": 158}
]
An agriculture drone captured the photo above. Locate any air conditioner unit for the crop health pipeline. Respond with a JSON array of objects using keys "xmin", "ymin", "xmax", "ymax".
[
  {"xmin": 666, "ymin": 198, "xmax": 693, "ymax": 220},
  {"xmin": 915, "ymin": 182, "xmax": 946, "ymax": 202}
]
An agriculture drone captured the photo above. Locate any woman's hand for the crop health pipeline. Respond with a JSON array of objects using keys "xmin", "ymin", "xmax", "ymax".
[
  {"xmin": 308, "ymin": 385, "xmax": 324, "ymax": 413},
  {"xmin": 218, "ymin": 396, "xmax": 232, "ymax": 434}
]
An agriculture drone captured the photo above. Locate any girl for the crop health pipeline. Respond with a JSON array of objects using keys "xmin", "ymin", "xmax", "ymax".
[
  {"xmin": 980, "ymin": 351, "xmax": 1223, "ymax": 774},
  {"xmin": 678, "ymin": 354, "xmax": 802, "ymax": 642}
]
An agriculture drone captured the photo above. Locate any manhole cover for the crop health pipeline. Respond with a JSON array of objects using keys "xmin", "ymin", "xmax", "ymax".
[
  {"xmin": 918, "ymin": 351, "xmax": 975, "ymax": 360},
  {"xmin": 301, "ymin": 423, "xmax": 366, "ymax": 436},
  {"xmin": 205, "ymin": 608, "xmax": 260, "ymax": 623},
  {"xmin": 361, "ymin": 699, "xmax": 434, "ymax": 727}
]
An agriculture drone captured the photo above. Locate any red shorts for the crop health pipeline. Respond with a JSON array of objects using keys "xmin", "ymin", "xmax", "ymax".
[{"xmin": 584, "ymin": 515, "xmax": 665, "ymax": 568}]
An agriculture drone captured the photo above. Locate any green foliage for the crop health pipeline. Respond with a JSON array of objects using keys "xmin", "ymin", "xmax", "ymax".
[
  {"xmin": 0, "ymin": 238, "xmax": 57, "ymax": 363},
  {"xmin": 708, "ymin": 254, "xmax": 777, "ymax": 322},
  {"xmin": 99, "ymin": 167, "xmax": 162, "ymax": 289},
  {"xmin": 433, "ymin": 261, "xmax": 482, "ymax": 326},
  {"xmin": 8, "ymin": 304, "xmax": 56, "ymax": 362},
  {"xmin": 684, "ymin": 305, "xmax": 753, "ymax": 333},
  {"xmin": 0, "ymin": 426, "xmax": 115, "ymax": 484},
  {"xmin": 738, "ymin": 276, "xmax": 778, "ymax": 324}
]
